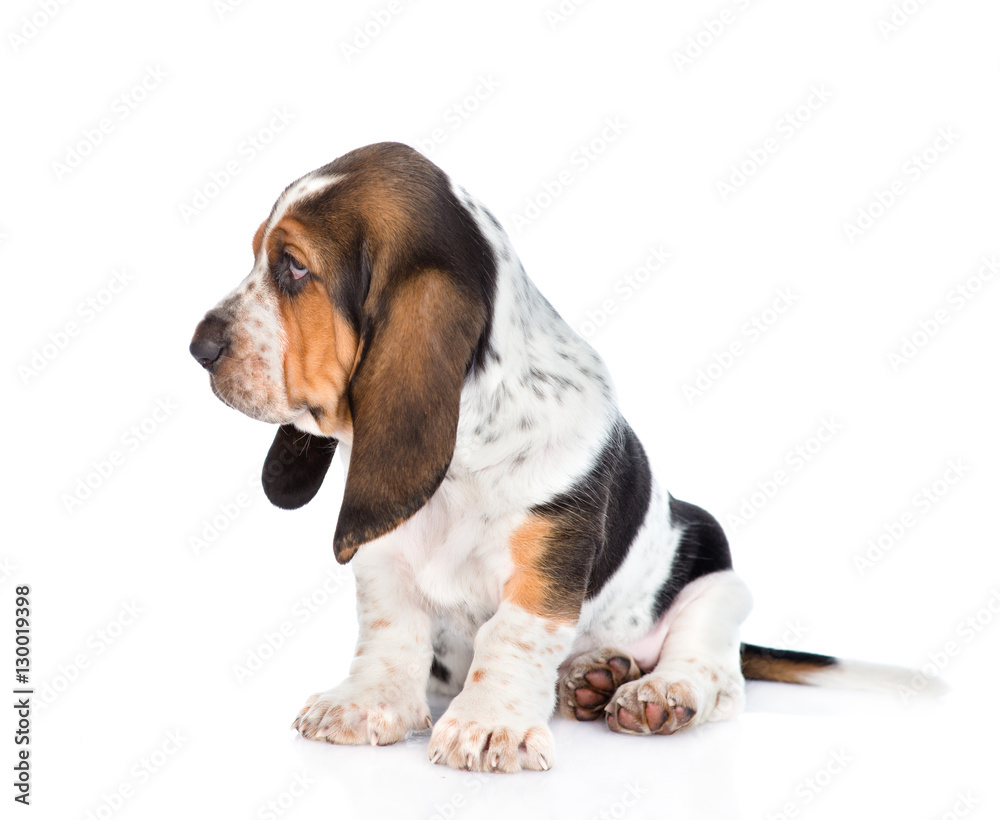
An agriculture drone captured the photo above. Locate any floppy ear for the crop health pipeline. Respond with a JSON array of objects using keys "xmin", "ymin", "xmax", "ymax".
[
  {"xmin": 333, "ymin": 270, "xmax": 485, "ymax": 563},
  {"xmin": 262, "ymin": 424, "xmax": 337, "ymax": 510}
]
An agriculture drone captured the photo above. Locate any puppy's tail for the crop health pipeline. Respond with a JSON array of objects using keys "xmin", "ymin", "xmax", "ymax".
[{"xmin": 739, "ymin": 643, "xmax": 946, "ymax": 696}]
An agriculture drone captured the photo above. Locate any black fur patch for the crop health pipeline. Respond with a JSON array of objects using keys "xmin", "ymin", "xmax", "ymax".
[
  {"xmin": 430, "ymin": 655, "xmax": 451, "ymax": 685},
  {"xmin": 739, "ymin": 644, "xmax": 837, "ymax": 667},
  {"xmin": 521, "ymin": 418, "xmax": 653, "ymax": 617},
  {"xmin": 739, "ymin": 643, "xmax": 838, "ymax": 683},
  {"xmin": 258, "ymin": 144, "xmax": 502, "ymax": 559},
  {"xmin": 585, "ymin": 421, "xmax": 653, "ymax": 599},
  {"xmin": 651, "ymin": 496, "xmax": 733, "ymax": 620},
  {"xmin": 261, "ymin": 424, "xmax": 337, "ymax": 509},
  {"xmin": 299, "ymin": 142, "xmax": 499, "ymax": 378}
]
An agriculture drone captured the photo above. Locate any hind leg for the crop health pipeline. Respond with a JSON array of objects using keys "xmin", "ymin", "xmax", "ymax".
[
  {"xmin": 427, "ymin": 620, "xmax": 474, "ymax": 699},
  {"xmin": 607, "ymin": 570, "xmax": 752, "ymax": 735}
]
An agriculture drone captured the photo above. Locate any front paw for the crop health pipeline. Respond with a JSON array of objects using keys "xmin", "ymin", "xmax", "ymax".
[
  {"xmin": 292, "ymin": 683, "xmax": 431, "ymax": 746},
  {"xmin": 428, "ymin": 703, "xmax": 555, "ymax": 772}
]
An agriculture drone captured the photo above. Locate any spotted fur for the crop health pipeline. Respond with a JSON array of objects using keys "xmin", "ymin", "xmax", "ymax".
[{"xmin": 190, "ymin": 143, "xmax": 934, "ymax": 774}]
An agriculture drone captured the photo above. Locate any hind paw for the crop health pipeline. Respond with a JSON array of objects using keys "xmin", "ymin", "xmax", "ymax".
[{"xmin": 558, "ymin": 648, "xmax": 642, "ymax": 721}]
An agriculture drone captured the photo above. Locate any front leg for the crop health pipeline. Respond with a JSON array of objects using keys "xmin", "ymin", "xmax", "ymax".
[
  {"xmin": 428, "ymin": 516, "xmax": 585, "ymax": 773},
  {"xmin": 293, "ymin": 551, "xmax": 433, "ymax": 746},
  {"xmin": 428, "ymin": 601, "xmax": 576, "ymax": 772}
]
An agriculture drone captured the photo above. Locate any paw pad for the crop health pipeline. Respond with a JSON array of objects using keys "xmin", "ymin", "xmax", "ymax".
[
  {"xmin": 606, "ymin": 679, "xmax": 698, "ymax": 735},
  {"xmin": 558, "ymin": 649, "xmax": 642, "ymax": 722}
]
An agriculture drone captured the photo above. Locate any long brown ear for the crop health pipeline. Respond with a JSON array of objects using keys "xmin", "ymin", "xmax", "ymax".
[
  {"xmin": 333, "ymin": 270, "xmax": 485, "ymax": 563},
  {"xmin": 262, "ymin": 424, "xmax": 337, "ymax": 509}
]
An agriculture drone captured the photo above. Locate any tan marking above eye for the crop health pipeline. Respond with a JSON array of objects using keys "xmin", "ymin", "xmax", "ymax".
[{"xmin": 266, "ymin": 217, "xmax": 319, "ymax": 273}]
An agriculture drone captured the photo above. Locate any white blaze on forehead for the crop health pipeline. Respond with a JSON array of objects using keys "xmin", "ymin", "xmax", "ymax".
[{"xmin": 264, "ymin": 173, "xmax": 345, "ymax": 250}]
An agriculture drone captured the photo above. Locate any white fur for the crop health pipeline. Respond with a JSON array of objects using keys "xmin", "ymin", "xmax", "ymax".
[
  {"xmin": 292, "ymin": 533, "xmax": 433, "ymax": 746},
  {"xmin": 792, "ymin": 658, "xmax": 948, "ymax": 695},
  {"xmin": 573, "ymin": 483, "xmax": 679, "ymax": 668},
  {"xmin": 623, "ymin": 569, "xmax": 752, "ymax": 726},
  {"xmin": 194, "ymin": 150, "xmax": 944, "ymax": 772},
  {"xmin": 221, "ymin": 160, "xmax": 756, "ymax": 769},
  {"xmin": 285, "ymin": 177, "xmax": 744, "ymax": 768},
  {"xmin": 427, "ymin": 603, "xmax": 575, "ymax": 772}
]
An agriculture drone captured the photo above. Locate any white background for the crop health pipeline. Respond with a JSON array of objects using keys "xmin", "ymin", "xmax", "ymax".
[{"xmin": 3, "ymin": 0, "xmax": 999, "ymax": 817}]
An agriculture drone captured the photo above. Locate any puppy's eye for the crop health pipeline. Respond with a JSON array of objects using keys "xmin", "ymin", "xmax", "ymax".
[{"xmin": 289, "ymin": 257, "xmax": 309, "ymax": 280}]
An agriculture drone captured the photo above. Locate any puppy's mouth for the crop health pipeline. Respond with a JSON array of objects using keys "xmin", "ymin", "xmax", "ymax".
[{"xmin": 208, "ymin": 368, "xmax": 294, "ymax": 425}]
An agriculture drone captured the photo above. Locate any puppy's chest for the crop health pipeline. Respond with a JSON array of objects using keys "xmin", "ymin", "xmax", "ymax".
[{"xmin": 397, "ymin": 486, "xmax": 515, "ymax": 627}]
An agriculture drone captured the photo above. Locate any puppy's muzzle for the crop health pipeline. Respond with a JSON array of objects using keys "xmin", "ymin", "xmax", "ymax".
[{"xmin": 189, "ymin": 311, "xmax": 229, "ymax": 372}]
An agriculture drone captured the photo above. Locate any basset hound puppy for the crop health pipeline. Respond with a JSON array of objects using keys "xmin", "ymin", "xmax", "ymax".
[{"xmin": 190, "ymin": 142, "xmax": 913, "ymax": 773}]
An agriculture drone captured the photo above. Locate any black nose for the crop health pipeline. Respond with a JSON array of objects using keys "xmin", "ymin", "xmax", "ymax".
[{"xmin": 190, "ymin": 312, "xmax": 229, "ymax": 371}]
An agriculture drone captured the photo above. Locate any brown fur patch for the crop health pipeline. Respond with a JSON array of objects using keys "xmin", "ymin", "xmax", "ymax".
[
  {"xmin": 267, "ymin": 217, "xmax": 317, "ymax": 271},
  {"xmin": 250, "ymin": 144, "xmax": 497, "ymax": 561},
  {"xmin": 266, "ymin": 216, "xmax": 358, "ymax": 438},
  {"xmin": 252, "ymin": 219, "xmax": 266, "ymax": 257},
  {"xmin": 278, "ymin": 283, "xmax": 356, "ymax": 437},
  {"xmin": 504, "ymin": 516, "xmax": 580, "ymax": 623},
  {"xmin": 332, "ymin": 270, "xmax": 485, "ymax": 562},
  {"xmin": 740, "ymin": 652, "xmax": 833, "ymax": 684}
]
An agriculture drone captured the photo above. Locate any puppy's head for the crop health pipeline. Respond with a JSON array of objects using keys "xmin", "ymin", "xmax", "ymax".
[{"xmin": 189, "ymin": 143, "xmax": 495, "ymax": 562}]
